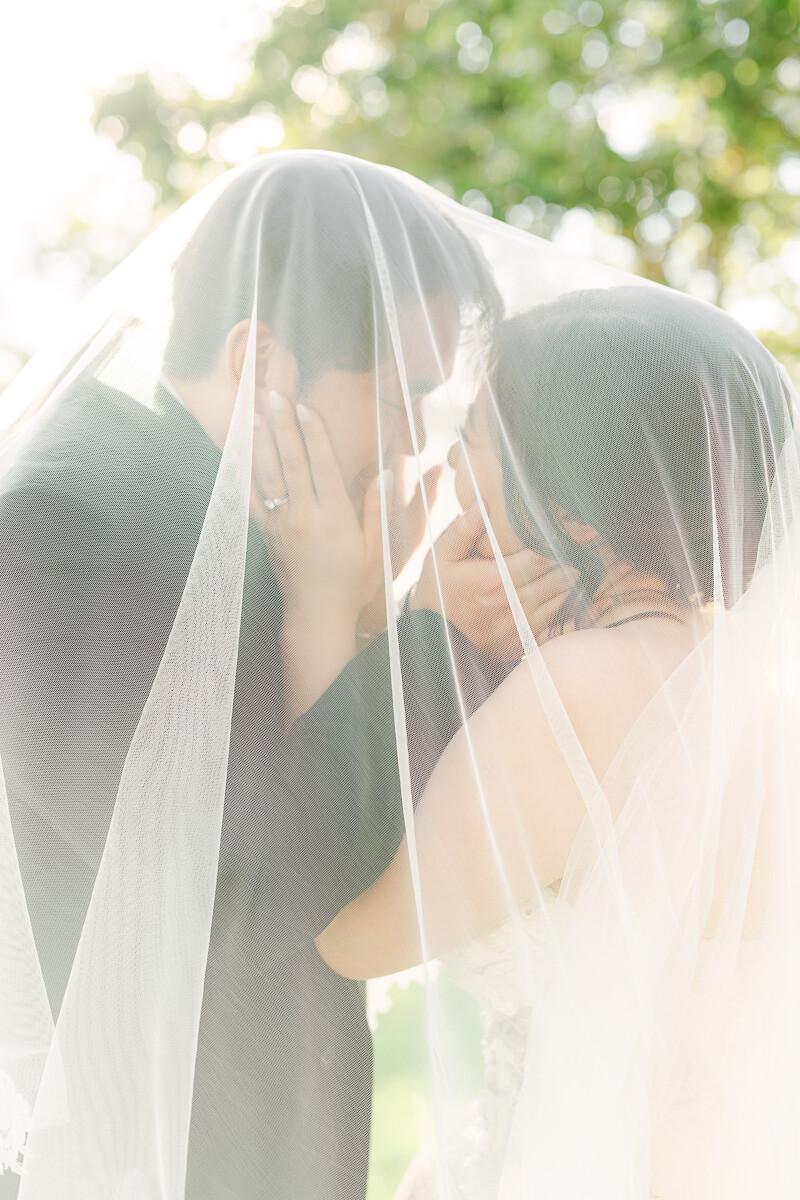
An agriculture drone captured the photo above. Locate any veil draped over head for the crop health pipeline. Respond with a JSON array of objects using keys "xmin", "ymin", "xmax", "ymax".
[{"xmin": 0, "ymin": 150, "xmax": 798, "ymax": 1200}]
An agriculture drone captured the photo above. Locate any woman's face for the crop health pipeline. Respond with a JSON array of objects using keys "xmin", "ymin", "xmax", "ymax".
[{"xmin": 448, "ymin": 390, "xmax": 524, "ymax": 556}]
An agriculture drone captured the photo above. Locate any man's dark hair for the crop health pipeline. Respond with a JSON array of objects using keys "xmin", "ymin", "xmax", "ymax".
[{"xmin": 163, "ymin": 152, "xmax": 500, "ymax": 391}]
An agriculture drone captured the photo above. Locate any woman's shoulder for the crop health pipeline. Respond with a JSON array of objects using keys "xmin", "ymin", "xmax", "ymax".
[
  {"xmin": 486, "ymin": 624, "xmax": 682, "ymax": 782},
  {"xmin": 501, "ymin": 625, "xmax": 643, "ymax": 710}
]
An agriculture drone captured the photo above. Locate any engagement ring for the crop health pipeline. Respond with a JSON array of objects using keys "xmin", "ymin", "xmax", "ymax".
[{"xmin": 262, "ymin": 494, "xmax": 290, "ymax": 511}]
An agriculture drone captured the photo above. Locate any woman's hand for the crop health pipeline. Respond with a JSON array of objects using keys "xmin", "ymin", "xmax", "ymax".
[
  {"xmin": 251, "ymin": 392, "xmax": 383, "ymax": 624},
  {"xmin": 409, "ymin": 504, "xmax": 579, "ymax": 663},
  {"xmin": 251, "ymin": 391, "xmax": 386, "ymax": 719}
]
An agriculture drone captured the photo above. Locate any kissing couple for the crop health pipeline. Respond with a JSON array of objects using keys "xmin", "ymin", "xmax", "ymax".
[{"xmin": 1, "ymin": 151, "xmax": 797, "ymax": 1200}]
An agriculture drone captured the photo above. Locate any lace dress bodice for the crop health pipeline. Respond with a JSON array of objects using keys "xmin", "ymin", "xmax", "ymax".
[
  {"xmin": 394, "ymin": 890, "xmax": 560, "ymax": 1200},
  {"xmin": 394, "ymin": 891, "xmax": 764, "ymax": 1200}
]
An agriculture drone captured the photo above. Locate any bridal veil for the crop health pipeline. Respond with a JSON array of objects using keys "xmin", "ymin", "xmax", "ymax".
[{"xmin": 0, "ymin": 150, "xmax": 798, "ymax": 1199}]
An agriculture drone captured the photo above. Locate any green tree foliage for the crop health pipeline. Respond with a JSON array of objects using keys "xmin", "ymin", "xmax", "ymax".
[
  {"xmin": 93, "ymin": 0, "xmax": 800, "ymax": 371},
  {"xmin": 368, "ymin": 973, "xmax": 483, "ymax": 1199}
]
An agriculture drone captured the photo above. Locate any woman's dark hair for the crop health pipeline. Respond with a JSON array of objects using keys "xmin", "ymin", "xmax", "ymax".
[
  {"xmin": 489, "ymin": 285, "xmax": 793, "ymax": 624},
  {"xmin": 163, "ymin": 152, "xmax": 501, "ymax": 391}
]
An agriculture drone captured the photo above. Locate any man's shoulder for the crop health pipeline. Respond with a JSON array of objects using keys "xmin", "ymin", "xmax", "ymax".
[
  {"xmin": 5, "ymin": 376, "xmax": 217, "ymax": 506},
  {"xmin": 29, "ymin": 376, "xmax": 165, "ymax": 449},
  {"xmin": 28, "ymin": 376, "xmax": 203, "ymax": 459}
]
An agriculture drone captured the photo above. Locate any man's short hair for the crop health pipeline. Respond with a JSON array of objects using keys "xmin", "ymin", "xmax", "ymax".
[{"xmin": 163, "ymin": 153, "xmax": 501, "ymax": 390}]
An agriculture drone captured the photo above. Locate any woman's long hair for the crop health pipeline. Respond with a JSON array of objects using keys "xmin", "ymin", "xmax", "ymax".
[{"xmin": 489, "ymin": 286, "xmax": 794, "ymax": 627}]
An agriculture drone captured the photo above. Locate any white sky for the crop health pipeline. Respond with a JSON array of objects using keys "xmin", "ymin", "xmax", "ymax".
[{"xmin": 0, "ymin": 0, "xmax": 284, "ymax": 382}]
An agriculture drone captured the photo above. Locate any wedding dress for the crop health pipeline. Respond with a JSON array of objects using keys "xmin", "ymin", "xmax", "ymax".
[
  {"xmin": 396, "ymin": 891, "xmax": 767, "ymax": 1200},
  {"xmin": 394, "ymin": 891, "xmax": 562, "ymax": 1200}
]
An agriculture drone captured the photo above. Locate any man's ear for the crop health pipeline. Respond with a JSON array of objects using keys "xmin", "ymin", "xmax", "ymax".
[{"xmin": 224, "ymin": 319, "xmax": 273, "ymax": 391}]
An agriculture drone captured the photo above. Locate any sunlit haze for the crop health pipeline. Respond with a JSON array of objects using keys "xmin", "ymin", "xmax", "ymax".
[{"xmin": 0, "ymin": 0, "xmax": 283, "ymax": 384}]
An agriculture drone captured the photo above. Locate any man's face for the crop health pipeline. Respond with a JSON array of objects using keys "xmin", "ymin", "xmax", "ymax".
[{"xmin": 292, "ymin": 294, "xmax": 459, "ymax": 513}]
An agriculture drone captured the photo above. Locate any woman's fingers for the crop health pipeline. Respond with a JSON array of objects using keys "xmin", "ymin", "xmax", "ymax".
[
  {"xmin": 484, "ymin": 588, "xmax": 566, "ymax": 656},
  {"xmin": 435, "ymin": 503, "xmax": 486, "ymax": 564},
  {"xmin": 522, "ymin": 589, "xmax": 572, "ymax": 639},
  {"xmin": 506, "ymin": 551, "xmax": 575, "ymax": 594},
  {"xmin": 252, "ymin": 410, "xmax": 287, "ymax": 506},
  {"xmin": 526, "ymin": 564, "xmax": 579, "ymax": 607},
  {"xmin": 269, "ymin": 392, "xmax": 315, "ymax": 510},
  {"xmin": 474, "ymin": 553, "xmax": 572, "ymax": 600},
  {"xmin": 467, "ymin": 551, "xmax": 578, "ymax": 650},
  {"xmin": 293, "ymin": 402, "xmax": 351, "ymax": 510}
]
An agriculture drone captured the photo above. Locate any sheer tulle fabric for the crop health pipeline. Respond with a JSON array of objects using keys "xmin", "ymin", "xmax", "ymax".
[{"xmin": 0, "ymin": 151, "xmax": 797, "ymax": 1200}]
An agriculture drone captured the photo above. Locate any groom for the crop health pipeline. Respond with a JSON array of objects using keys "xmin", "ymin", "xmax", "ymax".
[{"xmin": 0, "ymin": 155, "xmax": 504, "ymax": 1198}]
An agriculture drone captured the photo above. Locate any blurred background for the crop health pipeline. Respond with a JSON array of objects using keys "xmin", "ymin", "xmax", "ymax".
[
  {"xmin": 3, "ymin": 0, "xmax": 800, "ymax": 396},
  {"xmin": 3, "ymin": 0, "xmax": 799, "ymax": 1193}
]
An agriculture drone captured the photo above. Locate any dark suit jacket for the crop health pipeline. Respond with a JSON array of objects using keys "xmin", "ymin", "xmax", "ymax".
[{"xmin": 0, "ymin": 379, "xmax": 501, "ymax": 1199}]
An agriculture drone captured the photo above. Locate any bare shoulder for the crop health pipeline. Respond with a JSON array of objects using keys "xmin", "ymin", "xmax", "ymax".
[
  {"xmin": 453, "ymin": 628, "xmax": 625, "ymax": 769},
  {"xmin": 480, "ymin": 625, "xmax": 679, "ymax": 782},
  {"xmin": 496, "ymin": 626, "xmax": 639, "ymax": 715},
  {"xmin": 406, "ymin": 624, "xmax": 688, "ymax": 905}
]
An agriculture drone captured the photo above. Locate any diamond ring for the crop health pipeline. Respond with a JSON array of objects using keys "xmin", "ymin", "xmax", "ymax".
[{"xmin": 262, "ymin": 493, "xmax": 290, "ymax": 512}]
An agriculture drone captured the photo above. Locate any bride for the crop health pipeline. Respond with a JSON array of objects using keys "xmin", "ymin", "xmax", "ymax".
[{"xmin": 275, "ymin": 283, "xmax": 799, "ymax": 1198}]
